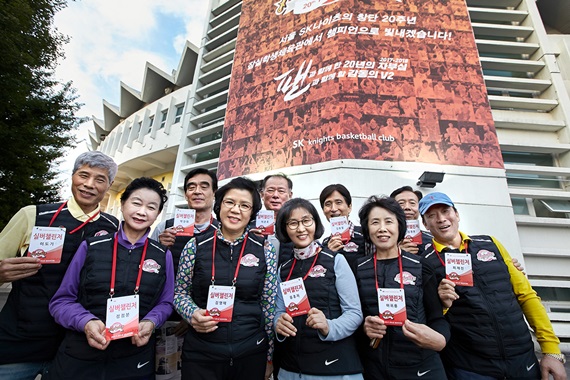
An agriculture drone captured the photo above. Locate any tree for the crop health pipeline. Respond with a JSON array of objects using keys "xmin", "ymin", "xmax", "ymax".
[{"xmin": 0, "ymin": 0, "xmax": 84, "ymax": 229}]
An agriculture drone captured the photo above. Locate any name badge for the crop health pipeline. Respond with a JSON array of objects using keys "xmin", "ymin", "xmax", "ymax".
[
  {"xmin": 106, "ymin": 294, "xmax": 139, "ymax": 340},
  {"xmin": 206, "ymin": 285, "xmax": 236, "ymax": 322},
  {"xmin": 256, "ymin": 210, "xmax": 275, "ymax": 236},
  {"xmin": 445, "ymin": 252, "xmax": 474, "ymax": 286},
  {"xmin": 173, "ymin": 208, "xmax": 196, "ymax": 236},
  {"xmin": 280, "ymin": 277, "xmax": 311, "ymax": 317},
  {"xmin": 28, "ymin": 226, "xmax": 66, "ymax": 264},
  {"xmin": 330, "ymin": 216, "xmax": 350, "ymax": 243},
  {"xmin": 405, "ymin": 220, "xmax": 422, "ymax": 245},
  {"xmin": 377, "ymin": 288, "xmax": 406, "ymax": 326}
]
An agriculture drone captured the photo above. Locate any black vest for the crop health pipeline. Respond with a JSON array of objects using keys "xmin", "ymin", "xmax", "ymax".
[
  {"xmin": 277, "ymin": 249, "xmax": 362, "ymax": 376},
  {"xmin": 0, "ymin": 203, "xmax": 118, "ymax": 363},
  {"xmin": 322, "ymin": 225, "xmax": 367, "ymax": 272},
  {"xmin": 356, "ymin": 251, "xmax": 432, "ymax": 367},
  {"xmin": 78, "ymin": 234, "xmax": 168, "ymax": 321},
  {"xmin": 60, "ymin": 234, "xmax": 169, "ymax": 359},
  {"xmin": 183, "ymin": 231, "xmax": 269, "ymax": 359},
  {"xmin": 423, "ymin": 235, "xmax": 534, "ymax": 375}
]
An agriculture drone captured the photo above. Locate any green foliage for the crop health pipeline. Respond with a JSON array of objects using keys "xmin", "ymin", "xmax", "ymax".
[{"xmin": 0, "ymin": 0, "xmax": 84, "ymax": 229}]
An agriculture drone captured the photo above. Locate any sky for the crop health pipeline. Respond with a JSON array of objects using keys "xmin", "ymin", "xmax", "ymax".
[{"xmin": 53, "ymin": 0, "xmax": 209, "ymax": 196}]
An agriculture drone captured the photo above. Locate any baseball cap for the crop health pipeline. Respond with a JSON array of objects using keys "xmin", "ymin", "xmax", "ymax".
[{"xmin": 418, "ymin": 192, "xmax": 455, "ymax": 215}]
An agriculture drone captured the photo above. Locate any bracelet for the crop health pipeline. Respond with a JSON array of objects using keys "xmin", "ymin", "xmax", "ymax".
[{"xmin": 543, "ymin": 353, "xmax": 566, "ymax": 364}]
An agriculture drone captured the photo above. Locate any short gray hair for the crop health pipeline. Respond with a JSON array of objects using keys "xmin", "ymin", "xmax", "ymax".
[{"xmin": 73, "ymin": 151, "xmax": 118, "ymax": 183}]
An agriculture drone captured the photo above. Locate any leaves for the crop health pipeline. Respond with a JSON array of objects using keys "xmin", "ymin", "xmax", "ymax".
[{"xmin": 0, "ymin": 0, "xmax": 82, "ymax": 229}]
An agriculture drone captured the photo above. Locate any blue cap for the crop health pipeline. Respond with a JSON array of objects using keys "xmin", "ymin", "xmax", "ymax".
[{"xmin": 419, "ymin": 192, "xmax": 455, "ymax": 215}]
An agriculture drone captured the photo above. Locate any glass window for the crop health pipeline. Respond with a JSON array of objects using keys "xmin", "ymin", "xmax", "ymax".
[
  {"xmin": 174, "ymin": 105, "xmax": 184, "ymax": 124},
  {"xmin": 503, "ymin": 152, "xmax": 560, "ymax": 189},
  {"xmin": 148, "ymin": 116, "xmax": 154, "ymax": 134},
  {"xmin": 510, "ymin": 197, "xmax": 529, "ymax": 215},
  {"xmin": 159, "ymin": 110, "xmax": 168, "ymax": 129}
]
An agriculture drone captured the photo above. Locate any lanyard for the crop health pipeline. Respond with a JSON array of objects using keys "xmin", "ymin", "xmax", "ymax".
[
  {"xmin": 109, "ymin": 233, "xmax": 148, "ymax": 297},
  {"xmin": 373, "ymin": 248, "xmax": 404, "ymax": 291},
  {"xmin": 285, "ymin": 247, "xmax": 321, "ymax": 282},
  {"xmin": 211, "ymin": 230, "xmax": 248, "ymax": 286},
  {"xmin": 434, "ymin": 241, "xmax": 469, "ymax": 267},
  {"xmin": 49, "ymin": 201, "xmax": 100, "ymax": 235}
]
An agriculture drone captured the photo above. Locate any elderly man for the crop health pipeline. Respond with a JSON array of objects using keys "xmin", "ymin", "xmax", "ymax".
[
  {"xmin": 151, "ymin": 168, "xmax": 218, "ymax": 271},
  {"xmin": 0, "ymin": 151, "xmax": 119, "ymax": 379},
  {"xmin": 419, "ymin": 192, "xmax": 566, "ymax": 380},
  {"xmin": 390, "ymin": 185, "xmax": 433, "ymax": 256},
  {"xmin": 258, "ymin": 173, "xmax": 293, "ymax": 264}
]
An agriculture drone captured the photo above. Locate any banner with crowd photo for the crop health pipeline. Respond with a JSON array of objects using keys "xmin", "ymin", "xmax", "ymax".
[{"xmin": 217, "ymin": 0, "xmax": 503, "ymax": 180}]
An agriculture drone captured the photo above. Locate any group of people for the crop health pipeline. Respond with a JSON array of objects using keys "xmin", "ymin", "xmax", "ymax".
[{"xmin": 0, "ymin": 151, "xmax": 566, "ymax": 380}]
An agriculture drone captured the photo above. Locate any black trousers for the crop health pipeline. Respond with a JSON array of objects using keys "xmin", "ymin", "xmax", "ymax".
[
  {"xmin": 181, "ymin": 350, "xmax": 266, "ymax": 380},
  {"xmin": 363, "ymin": 352, "xmax": 447, "ymax": 380}
]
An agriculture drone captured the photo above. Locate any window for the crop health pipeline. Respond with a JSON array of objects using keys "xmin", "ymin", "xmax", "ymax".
[
  {"xmin": 502, "ymin": 152, "xmax": 560, "ymax": 189},
  {"xmin": 174, "ymin": 104, "xmax": 184, "ymax": 124},
  {"xmin": 510, "ymin": 197, "xmax": 529, "ymax": 215},
  {"xmin": 159, "ymin": 110, "xmax": 168, "ymax": 129},
  {"xmin": 148, "ymin": 116, "xmax": 154, "ymax": 134}
]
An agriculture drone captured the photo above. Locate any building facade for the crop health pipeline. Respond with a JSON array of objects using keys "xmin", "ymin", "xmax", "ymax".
[{"xmin": 92, "ymin": 0, "xmax": 570, "ymax": 342}]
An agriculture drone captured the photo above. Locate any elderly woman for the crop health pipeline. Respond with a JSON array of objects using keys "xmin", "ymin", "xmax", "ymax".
[
  {"xmin": 174, "ymin": 177, "xmax": 277, "ymax": 380},
  {"xmin": 355, "ymin": 196, "xmax": 449, "ymax": 379},
  {"xmin": 274, "ymin": 198, "xmax": 363, "ymax": 380},
  {"xmin": 48, "ymin": 177, "xmax": 173, "ymax": 379}
]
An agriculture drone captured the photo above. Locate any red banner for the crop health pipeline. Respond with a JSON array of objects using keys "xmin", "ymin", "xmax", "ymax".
[{"xmin": 217, "ymin": 0, "xmax": 503, "ymax": 179}]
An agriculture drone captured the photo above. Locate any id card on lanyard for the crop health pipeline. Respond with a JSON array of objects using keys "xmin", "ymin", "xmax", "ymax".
[
  {"xmin": 105, "ymin": 234, "xmax": 148, "ymax": 340},
  {"xmin": 374, "ymin": 249, "xmax": 407, "ymax": 326},
  {"xmin": 205, "ymin": 231, "xmax": 248, "ymax": 322},
  {"xmin": 279, "ymin": 277, "xmax": 310, "ymax": 317},
  {"xmin": 28, "ymin": 226, "xmax": 66, "ymax": 264},
  {"xmin": 445, "ymin": 252, "xmax": 473, "ymax": 286},
  {"xmin": 31, "ymin": 201, "xmax": 100, "ymax": 264},
  {"xmin": 279, "ymin": 250, "xmax": 320, "ymax": 317}
]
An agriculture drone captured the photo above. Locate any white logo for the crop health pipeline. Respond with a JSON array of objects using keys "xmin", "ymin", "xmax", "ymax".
[
  {"xmin": 137, "ymin": 361, "xmax": 150, "ymax": 369},
  {"xmin": 257, "ymin": 338, "xmax": 265, "ymax": 345},
  {"xmin": 417, "ymin": 370, "xmax": 431, "ymax": 377},
  {"xmin": 142, "ymin": 259, "xmax": 161, "ymax": 274},
  {"xmin": 526, "ymin": 363, "xmax": 536, "ymax": 371},
  {"xmin": 325, "ymin": 359, "xmax": 339, "ymax": 366},
  {"xmin": 241, "ymin": 253, "xmax": 260, "ymax": 267},
  {"xmin": 476, "ymin": 249, "xmax": 497, "ymax": 262},
  {"xmin": 395, "ymin": 271, "xmax": 416, "ymax": 285}
]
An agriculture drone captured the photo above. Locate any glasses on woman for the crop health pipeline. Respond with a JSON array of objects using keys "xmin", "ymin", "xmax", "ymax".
[
  {"xmin": 286, "ymin": 217, "xmax": 314, "ymax": 230},
  {"xmin": 222, "ymin": 199, "xmax": 252, "ymax": 212}
]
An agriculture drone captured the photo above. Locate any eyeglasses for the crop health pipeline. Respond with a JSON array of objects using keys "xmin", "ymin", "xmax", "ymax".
[
  {"xmin": 222, "ymin": 199, "xmax": 252, "ymax": 212},
  {"xmin": 286, "ymin": 218, "xmax": 314, "ymax": 230}
]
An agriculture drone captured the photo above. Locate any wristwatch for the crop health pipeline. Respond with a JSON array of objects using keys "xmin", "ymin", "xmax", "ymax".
[{"xmin": 543, "ymin": 353, "xmax": 566, "ymax": 364}]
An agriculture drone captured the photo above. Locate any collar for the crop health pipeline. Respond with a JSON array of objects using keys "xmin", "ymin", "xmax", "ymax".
[
  {"xmin": 432, "ymin": 231, "xmax": 470, "ymax": 252},
  {"xmin": 68, "ymin": 196, "xmax": 101, "ymax": 222},
  {"xmin": 118, "ymin": 222, "xmax": 150, "ymax": 248},
  {"xmin": 218, "ymin": 228, "xmax": 247, "ymax": 246},
  {"xmin": 293, "ymin": 240, "xmax": 320, "ymax": 260}
]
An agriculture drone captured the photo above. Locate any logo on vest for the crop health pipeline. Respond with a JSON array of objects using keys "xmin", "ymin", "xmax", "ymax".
[
  {"xmin": 344, "ymin": 242, "xmax": 359, "ymax": 252},
  {"xmin": 477, "ymin": 249, "xmax": 497, "ymax": 262},
  {"xmin": 241, "ymin": 253, "xmax": 260, "ymax": 267},
  {"xmin": 395, "ymin": 271, "xmax": 416, "ymax": 285},
  {"xmin": 95, "ymin": 230, "xmax": 109, "ymax": 237},
  {"xmin": 142, "ymin": 259, "xmax": 161, "ymax": 274},
  {"xmin": 308, "ymin": 265, "xmax": 326, "ymax": 278}
]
